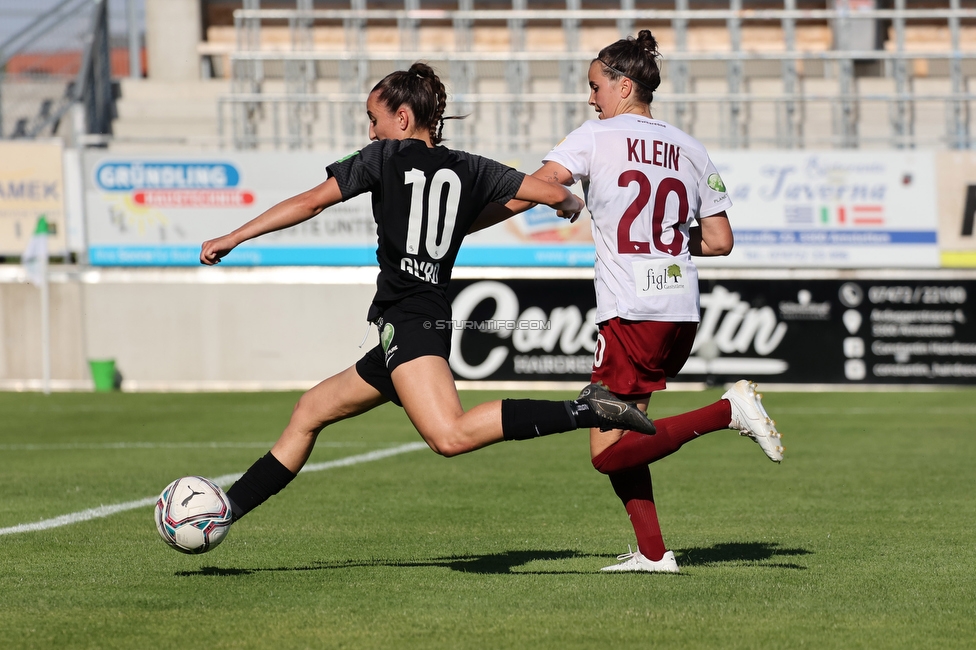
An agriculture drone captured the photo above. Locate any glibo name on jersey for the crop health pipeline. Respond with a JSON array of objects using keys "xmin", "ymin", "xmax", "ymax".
[
  {"xmin": 401, "ymin": 257, "xmax": 440, "ymax": 284},
  {"xmin": 626, "ymin": 138, "xmax": 680, "ymax": 171}
]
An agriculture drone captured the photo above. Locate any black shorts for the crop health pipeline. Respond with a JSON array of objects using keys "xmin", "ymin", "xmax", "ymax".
[{"xmin": 355, "ymin": 293, "xmax": 452, "ymax": 407}]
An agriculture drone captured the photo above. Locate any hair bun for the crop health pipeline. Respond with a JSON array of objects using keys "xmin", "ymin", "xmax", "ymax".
[
  {"xmin": 409, "ymin": 62, "xmax": 434, "ymax": 79},
  {"xmin": 636, "ymin": 29, "xmax": 659, "ymax": 55}
]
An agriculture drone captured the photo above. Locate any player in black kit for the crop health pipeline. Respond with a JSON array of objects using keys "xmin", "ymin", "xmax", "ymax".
[{"xmin": 199, "ymin": 62, "xmax": 655, "ymax": 522}]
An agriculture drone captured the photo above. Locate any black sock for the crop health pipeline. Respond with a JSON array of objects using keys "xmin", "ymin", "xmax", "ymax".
[
  {"xmin": 501, "ymin": 399, "xmax": 583, "ymax": 440},
  {"xmin": 568, "ymin": 399, "xmax": 601, "ymax": 429},
  {"xmin": 226, "ymin": 452, "xmax": 297, "ymax": 521}
]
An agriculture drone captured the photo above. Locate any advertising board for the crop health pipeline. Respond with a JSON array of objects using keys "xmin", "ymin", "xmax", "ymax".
[
  {"xmin": 0, "ymin": 140, "xmax": 67, "ymax": 257},
  {"xmin": 935, "ymin": 151, "xmax": 976, "ymax": 268},
  {"xmin": 446, "ymin": 277, "xmax": 976, "ymax": 385},
  {"xmin": 701, "ymin": 149, "xmax": 940, "ymax": 268},
  {"xmin": 84, "ymin": 149, "xmax": 940, "ymax": 269}
]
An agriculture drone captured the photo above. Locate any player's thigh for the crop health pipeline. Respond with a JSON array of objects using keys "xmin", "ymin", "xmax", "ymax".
[
  {"xmin": 392, "ymin": 356, "xmax": 465, "ymax": 436},
  {"xmin": 291, "ymin": 365, "xmax": 387, "ymax": 431}
]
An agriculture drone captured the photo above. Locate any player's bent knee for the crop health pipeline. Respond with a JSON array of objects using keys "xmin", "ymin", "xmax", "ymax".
[
  {"xmin": 591, "ymin": 450, "xmax": 613, "ymax": 474},
  {"xmin": 425, "ymin": 438, "xmax": 468, "ymax": 458},
  {"xmin": 417, "ymin": 427, "xmax": 470, "ymax": 458}
]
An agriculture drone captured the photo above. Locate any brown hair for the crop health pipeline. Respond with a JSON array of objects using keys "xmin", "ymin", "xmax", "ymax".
[
  {"xmin": 595, "ymin": 29, "xmax": 662, "ymax": 105},
  {"xmin": 371, "ymin": 62, "xmax": 457, "ymax": 145}
]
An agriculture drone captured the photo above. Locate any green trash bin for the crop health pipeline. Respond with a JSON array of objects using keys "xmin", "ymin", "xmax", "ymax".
[{"xmin": 89, "ymin": 359, "xmax": 117, "ymax": 392}]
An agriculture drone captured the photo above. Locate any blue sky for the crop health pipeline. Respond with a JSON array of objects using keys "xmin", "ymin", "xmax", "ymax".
[{"xmin": 0, "ymin": 0, "xmax": 145, "ymax": 54}]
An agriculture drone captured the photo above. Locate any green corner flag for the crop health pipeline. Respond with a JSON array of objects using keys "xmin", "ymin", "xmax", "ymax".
[{"xmin": 23, "ymin": 215, "xmax": 50, "ymax": 286}]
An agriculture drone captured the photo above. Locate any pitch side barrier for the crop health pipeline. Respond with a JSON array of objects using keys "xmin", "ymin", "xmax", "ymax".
[
  {"xmin": 1, "ymin": 266, "xmax": 975, "ymax": 392},
  {"xmin": 445, "ymin": 267, "xmax": 976, "ymax": 390}
]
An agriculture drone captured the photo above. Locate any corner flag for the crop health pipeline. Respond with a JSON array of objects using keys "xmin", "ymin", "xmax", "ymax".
[{"xmin": 23, "ymin": 215, "xmax": 50, "ymax": 286}]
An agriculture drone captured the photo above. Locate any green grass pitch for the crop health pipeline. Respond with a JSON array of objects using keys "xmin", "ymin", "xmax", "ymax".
[{"xmin": 2, "ymin": 388, "xmax": 975, "ymax": 649}]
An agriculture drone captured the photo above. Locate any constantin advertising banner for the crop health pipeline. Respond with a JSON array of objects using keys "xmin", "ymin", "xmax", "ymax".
[{"xmin": 446, "ymin": 277, "xmax": 976, "ymax": 385}]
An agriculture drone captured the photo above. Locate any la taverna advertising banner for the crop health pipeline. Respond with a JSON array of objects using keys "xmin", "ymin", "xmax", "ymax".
[
  {"xmin": 83, "ymin": 149, "xmax": 939, "ymax": 268},
  {"xmin": 703, "ymin": 149, "xmax": 940, "ymax": 268}
]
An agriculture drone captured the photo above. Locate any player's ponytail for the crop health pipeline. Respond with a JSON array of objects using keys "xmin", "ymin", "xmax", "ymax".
[
  {"xmin": 595, "ymin": 29, "xmax": 662, "ymax": 105},
  {"xmin": 372, "ymin": 62, "xmax": 463, "ymax": 145}
]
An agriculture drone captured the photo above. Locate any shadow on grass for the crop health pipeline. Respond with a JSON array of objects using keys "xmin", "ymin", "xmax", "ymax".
[
  {"xmin": 176, "ymin": 549, "xmax": 598, "ymax": 577},
  {"xmin": 176, "ymin": 542, "xmax": 812, "ymax": 577},
  {"xmin": 676, "ymin": 541, "xmax": 811, "ymax": 569}
]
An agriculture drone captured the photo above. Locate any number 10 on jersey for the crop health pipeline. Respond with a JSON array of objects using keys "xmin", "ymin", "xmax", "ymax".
[{"xmin": 404, "ymin": 168, "xmax": 462, "ymax": 260}]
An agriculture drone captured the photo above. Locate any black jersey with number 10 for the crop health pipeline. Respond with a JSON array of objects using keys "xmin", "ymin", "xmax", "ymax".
[{"xmin": 327, "ymin": 138, "xmax": 525, "ymax": 307}]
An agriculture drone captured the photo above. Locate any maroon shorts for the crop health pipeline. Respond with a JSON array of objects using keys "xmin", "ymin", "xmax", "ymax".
[{"xmin": 590, "ymin": 318, "xmax": 698, "ymax": 399}]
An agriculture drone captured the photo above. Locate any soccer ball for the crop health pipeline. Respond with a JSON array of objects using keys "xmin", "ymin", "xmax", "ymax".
[{"xmin": 154, "ymin": 476, "xmax": 233, "ymax": 554}]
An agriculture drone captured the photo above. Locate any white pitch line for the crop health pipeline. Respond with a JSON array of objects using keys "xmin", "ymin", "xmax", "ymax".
[
  {"xmin": 0, "ymin": 441, "xmax": 429, "ymax": 537},
  {"xmin": 0, "ymin": 441, "xmax": 378, "ymax": 452}
]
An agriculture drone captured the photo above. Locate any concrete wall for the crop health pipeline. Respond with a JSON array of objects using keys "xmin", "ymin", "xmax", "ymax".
[
  {"xmin": 0, "ymin": 267, "xmax": 376, "ymax": 391},
  {"xmin": 145, "ymin": 0, "xmax": 202, "ymax": 82}
]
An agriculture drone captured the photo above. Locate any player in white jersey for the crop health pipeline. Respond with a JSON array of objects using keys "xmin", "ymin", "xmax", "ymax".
[
  {"xmin": 546, "ymin": 112, "xmax": 730, "ymax": 324},
  {"xmin": 501, "ymin": 31, "xmax": 786, "ymax": 573}
]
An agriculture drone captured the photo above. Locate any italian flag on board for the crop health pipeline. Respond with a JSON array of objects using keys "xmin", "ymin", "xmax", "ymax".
[{"xmin": 22, "ymin": 215, "xmax": 49, "ymax": 286}]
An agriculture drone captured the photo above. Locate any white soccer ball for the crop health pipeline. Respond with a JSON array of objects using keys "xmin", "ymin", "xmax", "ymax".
[{"xmin": 154, "ymin": 476, "xmax": 233, "ymax": 554}]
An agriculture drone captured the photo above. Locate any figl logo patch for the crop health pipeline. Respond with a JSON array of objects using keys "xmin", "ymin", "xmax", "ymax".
[
  {"xmin": 633, "ymin": 260, "xmax": 691, "ymax": 296},
  {"xmin": 707, "ymin": 173, "xmax": 726, "ymax": 193},
  {"xmin": 95, "ymin": 162, "xmax": 241, "ymax": 191}
]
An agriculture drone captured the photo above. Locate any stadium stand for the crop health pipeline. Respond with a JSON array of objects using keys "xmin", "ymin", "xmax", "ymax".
[{"xmin": 3, "ymin": 1, "xmax": 974, "ymax": 150}]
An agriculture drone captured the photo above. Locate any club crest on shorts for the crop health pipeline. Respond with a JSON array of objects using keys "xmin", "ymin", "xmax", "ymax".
[{"xmin": 380, "ymin": 322, "xmax": 398, "ymax": 366}]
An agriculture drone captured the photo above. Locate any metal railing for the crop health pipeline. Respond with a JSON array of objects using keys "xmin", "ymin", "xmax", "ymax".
[
  {"xmin": 216, "ymin": 2, "xmax": 976, "ymax": 151},
  {"xmin": 0, "ymin": 0, "xmax": 141, "ymax": 141}
]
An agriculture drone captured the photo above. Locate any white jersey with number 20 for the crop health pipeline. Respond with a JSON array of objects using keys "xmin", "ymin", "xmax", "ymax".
[{"xmin": 544, "ymin": 114, "xmax": 732, "ymax": 323}]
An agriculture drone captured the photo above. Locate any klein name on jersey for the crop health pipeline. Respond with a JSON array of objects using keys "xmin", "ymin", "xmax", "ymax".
[
  {"xmin": 626, "ymin": 138, "xmax": 680, "ymax": 171},
  {"xmin": 401, "ymin": 257, "xmax": 440, "ymax": 284}
]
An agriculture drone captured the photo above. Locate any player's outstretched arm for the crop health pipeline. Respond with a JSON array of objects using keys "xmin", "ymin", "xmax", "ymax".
[
  {"xmin": 468, "ymin": 161, "xmax": 578, "ymax": 234},
  {"xmin": 514, "ymin": 173, "xmax": 584, "ymax": 222},
  {"xmin": 200, "ymin": 177, "xmax": 344, "ymax": 265},
  {"xmin": 689, "ymin": 212, "xmax": 734, "ymax": 257}
]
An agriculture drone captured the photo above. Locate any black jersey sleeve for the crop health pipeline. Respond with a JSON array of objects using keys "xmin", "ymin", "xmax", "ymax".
[
  {"xmin": 326, "ymin": 140, "xmax": 397, "ymax": 200},
  {"xmin": 465, "ymin": 153, "xmax": 526, "ymax": 206}
]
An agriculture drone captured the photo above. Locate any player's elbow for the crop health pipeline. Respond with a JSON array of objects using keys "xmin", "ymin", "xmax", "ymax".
[
  {"xmin": 294, "ymin": 191, "xmax": 328, "ymax": 217},
  {"xmin": 712, "ymin": 237, "xmax": 734, "ymax": 256}
]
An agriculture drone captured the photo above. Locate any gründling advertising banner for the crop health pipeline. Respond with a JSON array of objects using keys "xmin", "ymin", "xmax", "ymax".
[
  {"xmin": 84, "ymin": 152, "xmax": 375, "ymax": 265},
  {"xmin": 446, "ymin": 277, "xmax": 976, "ymax": 385}
]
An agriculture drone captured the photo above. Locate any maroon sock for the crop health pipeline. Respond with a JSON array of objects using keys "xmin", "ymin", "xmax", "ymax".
[
  {"xmin": 608, "ymin": 466, "xmax": 667, "ymax": 561},
  {"xmin": 592, "ymin": 399, "xmax": 732, "ymax": 474}
]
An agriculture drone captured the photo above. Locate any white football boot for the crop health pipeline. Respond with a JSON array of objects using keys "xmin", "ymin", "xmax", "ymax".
[
  {"xmin": 723, "ymin": 380, "xmax": 784, "ymax": 463},
  {"xmin": 600, "ymin": 546, "xmax": 680, "ymax": 573}
]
